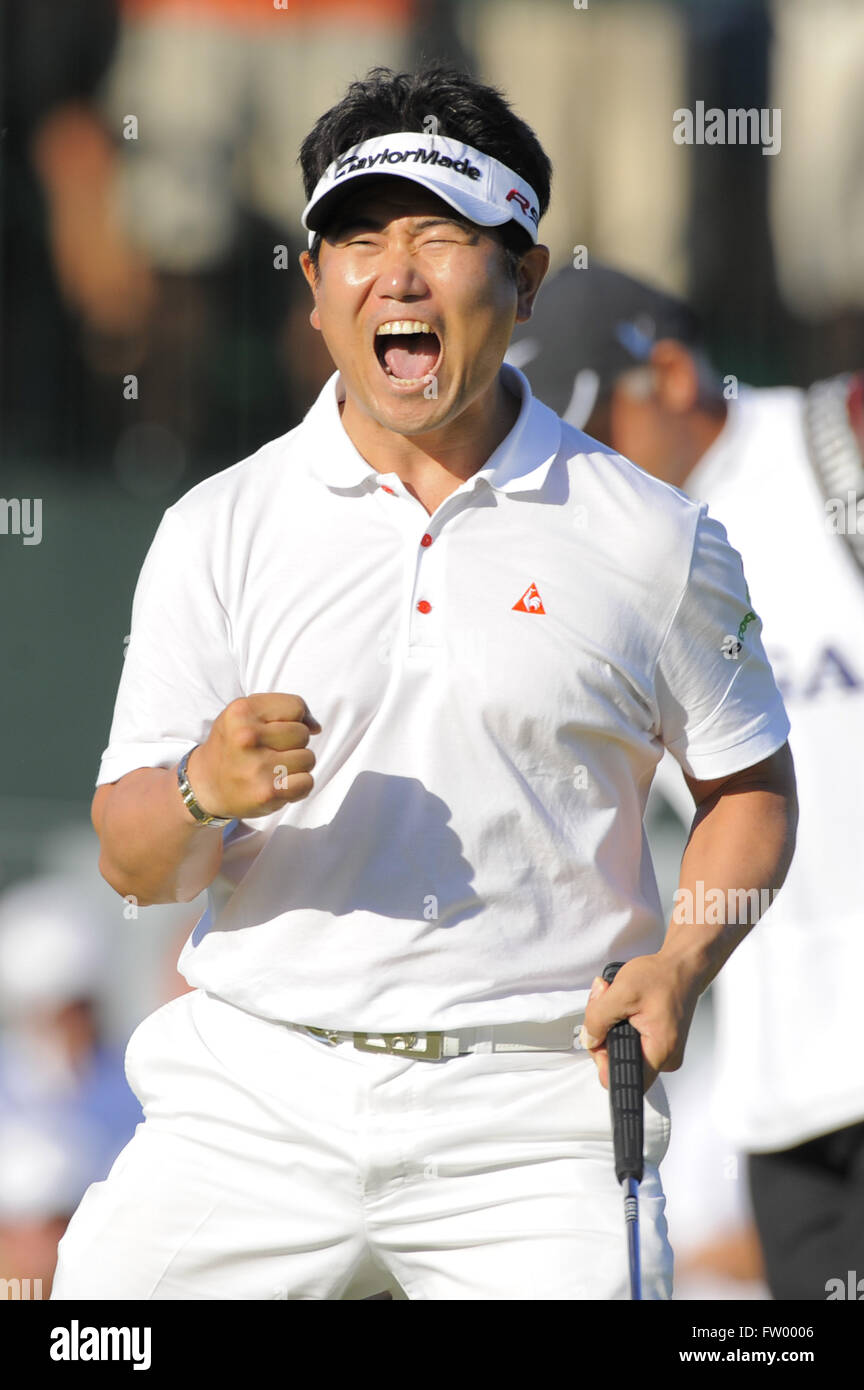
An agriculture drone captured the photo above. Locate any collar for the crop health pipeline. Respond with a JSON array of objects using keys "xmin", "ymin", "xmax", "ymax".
[{"xmin": 305, "ymin": 363, "xmax": 562, "ymax": 497}]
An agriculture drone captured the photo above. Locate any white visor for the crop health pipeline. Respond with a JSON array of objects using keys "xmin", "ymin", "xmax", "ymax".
[{"xmin": 301, "ymin": 131, "xmax": 541, "ymax": 249}]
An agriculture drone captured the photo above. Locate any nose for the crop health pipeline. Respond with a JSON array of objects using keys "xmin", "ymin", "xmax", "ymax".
[{"xmin": 375, "ymin": 244, "xmax": 429, "ymax": 303}]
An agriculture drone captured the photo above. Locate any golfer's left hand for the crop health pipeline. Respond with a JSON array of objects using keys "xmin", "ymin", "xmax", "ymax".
[{"xmin": 580, "ymin": 953, "xmax": 702, "ymax": 1092}]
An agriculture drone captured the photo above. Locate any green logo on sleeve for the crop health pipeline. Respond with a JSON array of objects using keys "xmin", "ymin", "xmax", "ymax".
[
  {"xmin": 722, "ymin": 586, "xmax": 759, "ymax": 660},
  {"xmin": 737, "ymin": 583, "xmax": 759, "ymax": 642}
]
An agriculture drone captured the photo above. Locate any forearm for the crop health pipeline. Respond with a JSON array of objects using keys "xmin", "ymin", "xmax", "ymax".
[
  {"xmin": 659, "ymin": 778, "xmax": 798, "ymax": 996},
  {"xmin": 94, "ymin": 763, "xmax": 225, "ymax": 906},
  {"xmin": 583, "ymin": 748, "xmax": 797, "ymax": 1088}
]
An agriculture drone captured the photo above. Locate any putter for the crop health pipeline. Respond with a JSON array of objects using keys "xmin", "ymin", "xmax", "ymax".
[{"xmin": 602, "ymin": 961, "xmax": 644, "ymax": 1301}]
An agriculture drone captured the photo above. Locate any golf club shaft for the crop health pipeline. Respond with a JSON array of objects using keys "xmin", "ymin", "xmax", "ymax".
[{"xmin": 623, "ymin": 1175, "xmax": 642, "ymax": 1301}]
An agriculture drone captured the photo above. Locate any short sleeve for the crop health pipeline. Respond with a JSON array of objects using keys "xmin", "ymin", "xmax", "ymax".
[
  {"xmin": 655, "ymin": 506, "xmax": 790, "ymax": 780},
  {"xmin": 96, "ymin": 506, "xmax": 243, "ymax": 786}
]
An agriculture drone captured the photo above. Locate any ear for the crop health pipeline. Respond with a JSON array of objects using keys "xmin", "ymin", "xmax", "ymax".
[
  {"xmin": 649, "ymin": 339, "xmax": 700, "ymax": 413},
  {"xmin": 514, "ymin": 244, "xmax": 550, "ymax": 323},
  {"xmin": 299, "ymin": 250, "xmax": 321, "ymax": 331}
]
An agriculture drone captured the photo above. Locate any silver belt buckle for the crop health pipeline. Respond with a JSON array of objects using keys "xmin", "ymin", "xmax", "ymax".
[{"xmin": 353, "ymin": 1031, "xmax": 444, "ymax": 1061}]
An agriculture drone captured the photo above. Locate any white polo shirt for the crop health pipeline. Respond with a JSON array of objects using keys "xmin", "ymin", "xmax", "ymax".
[{"xmin": 99, "ymin": 365, "xmax": 790, "ymax": 1031}]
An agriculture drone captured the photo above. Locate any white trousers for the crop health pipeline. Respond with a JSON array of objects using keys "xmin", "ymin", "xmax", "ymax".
[{"xmin": 52, "ymin": 990, "xmax": 674, "ymax": 1300}]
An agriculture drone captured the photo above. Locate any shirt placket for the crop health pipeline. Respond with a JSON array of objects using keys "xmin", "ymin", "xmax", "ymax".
[{"xmin": 374, "ymin": 474, "xmax": 482, "ymax": 654}]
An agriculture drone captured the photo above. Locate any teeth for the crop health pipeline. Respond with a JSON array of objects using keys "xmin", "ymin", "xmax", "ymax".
[{"xmin": 375, "ymin": 320, "xmax": 435, "ymax": 336}]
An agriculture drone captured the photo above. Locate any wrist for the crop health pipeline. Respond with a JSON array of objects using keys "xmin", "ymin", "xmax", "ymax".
[
  {"xmin": 661, "ymin": 909, "xmax": 753, "ymax": 996},
  {"xmin": 657, "ymin": 928, "xmax": 720, "ymax": 998},
  {"xmin": 177, "ymin": 746, "xmax": 232, "ymax": 828}
]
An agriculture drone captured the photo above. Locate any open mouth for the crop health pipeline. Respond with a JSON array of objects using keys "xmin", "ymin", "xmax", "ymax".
[{"xmin": 374, "ymin": 320, "xmax": 442, "ymax": 386}]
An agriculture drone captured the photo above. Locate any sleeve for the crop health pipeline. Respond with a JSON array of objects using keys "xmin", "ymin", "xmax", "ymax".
[
  {"xmin": 654, "ymin": 505, "xmax": 790, "ymax": 781},
  {"xmin": 96, "ymin": 505, "xmax": 244, "ymax": 787}
]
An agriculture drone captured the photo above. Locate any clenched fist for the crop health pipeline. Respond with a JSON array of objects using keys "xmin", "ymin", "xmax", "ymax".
[{"xmin": 184, "ymin": 693, "xmax": 322, "ymax": 820}]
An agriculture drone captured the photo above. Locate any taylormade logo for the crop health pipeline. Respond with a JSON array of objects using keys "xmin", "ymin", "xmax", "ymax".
[
  {"xmin": 333, "ymin": 147, "xmax": 482, "ymax": 182},
  {"xmin": 50, "ymin": 1320, "xmax": 151, "ymax": 1370}
]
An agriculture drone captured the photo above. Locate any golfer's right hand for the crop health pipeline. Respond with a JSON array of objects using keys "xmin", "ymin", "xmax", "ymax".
[{"xmin": 183, "ymin": 693, "xmax": 322, "ymax": 820}]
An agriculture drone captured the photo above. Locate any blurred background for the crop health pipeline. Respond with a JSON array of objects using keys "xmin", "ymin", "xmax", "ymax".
[{"xmin": 1, "ymin": 0, "xmax": 862, "ymax": 1298}]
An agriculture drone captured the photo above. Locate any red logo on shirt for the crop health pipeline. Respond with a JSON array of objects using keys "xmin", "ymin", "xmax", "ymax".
[{"xmin": 512, "ymin": 583, "xmax": 546, "ymax": 614}]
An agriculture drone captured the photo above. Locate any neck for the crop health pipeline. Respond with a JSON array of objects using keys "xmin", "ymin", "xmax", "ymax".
[
  {"xmin": 674, "ymin": 403, "xmax": 728, "ymax": 489},
  {"xmin": 339, "ymin": 374, "xmax": 520, "ymax": 486}
]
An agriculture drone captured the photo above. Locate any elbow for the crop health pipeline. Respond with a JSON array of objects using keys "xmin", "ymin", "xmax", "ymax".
[
  {"xmin": 97, "ymin": 853, "xmax": 153, "ymax": 909},
  {"xmin": 97, "ymin": 854, "xmax": 207, "ymax": 909}
]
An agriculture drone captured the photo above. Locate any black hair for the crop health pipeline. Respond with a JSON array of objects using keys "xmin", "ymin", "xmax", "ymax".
[{"xmin": 299, "ymin": 64, "xmax": 552, "ymax": 280}]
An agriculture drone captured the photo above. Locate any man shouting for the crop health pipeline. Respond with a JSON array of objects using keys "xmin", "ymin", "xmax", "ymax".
[{"xmin": 52, "ymin": 66, "xmax": 796, "ymax": 1301}]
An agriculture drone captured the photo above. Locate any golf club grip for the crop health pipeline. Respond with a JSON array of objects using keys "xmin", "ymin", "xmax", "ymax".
[{"xmin": 602, "ymin": 962, "xmax": 644, "ymax": 1184}]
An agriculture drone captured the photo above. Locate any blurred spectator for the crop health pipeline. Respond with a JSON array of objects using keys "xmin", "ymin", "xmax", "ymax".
[
  {"xmin": 102, "ymin": 0, "xmax": 412, "ymax": 268},
  {"xmin": 0, "ymin": 874, "xmax": 144, "ymax": 1291},
  {"xmin": 769, "ymin": 0, "xmax": 864, "ymax": 319},
  {"xmin": 458, "ymin": 0, "xmax": 690, "ymax": 287},
  {"xmin": 7, "ymin": 0, "xmax": 864, "ymax": 477},
  {"xmin": 0, "ymin": 1118, "xmax": 98, "ymax": 1293},
  {"xmin": 1, "ymin": 0, "xmax": 128, "ymax": 463},
  {"xmin": 90, "ymin": 0, "xmax": 413, "ymax": 477},
  {"xmin": 30, "ymin": 100, "xmax": 155, "ymax": 341},
  {"xmin": 1, "ymin": 0, "xmax": 414, "ymax": 474}
]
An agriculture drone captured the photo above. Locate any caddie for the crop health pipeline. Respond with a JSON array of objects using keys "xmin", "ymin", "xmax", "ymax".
[{"xmin": 51, "ymin": 66, "xmax": 797, "ymax": 1302}]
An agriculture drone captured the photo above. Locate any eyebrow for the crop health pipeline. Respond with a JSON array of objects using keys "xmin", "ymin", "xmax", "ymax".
[
  {"xmin": 330, "ymin": 213, "xmax": 475, "ymax": 237},
  {"xmin": 412, "ymin": 216, "xmax": 474, "ymax": 232}
]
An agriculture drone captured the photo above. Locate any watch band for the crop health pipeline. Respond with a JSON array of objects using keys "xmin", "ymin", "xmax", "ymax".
[{"xmin": 177, "ymin": 747, "xmax": 232, "ymax": 827}]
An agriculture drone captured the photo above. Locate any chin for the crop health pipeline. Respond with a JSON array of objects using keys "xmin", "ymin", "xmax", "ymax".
[
  {"xmin": 346, "ymin": 374, "xmax": 450, "ymax": 432},
  {"xmin": 373, "ymin": 398, "xmax": 452, "ymax": 436}
]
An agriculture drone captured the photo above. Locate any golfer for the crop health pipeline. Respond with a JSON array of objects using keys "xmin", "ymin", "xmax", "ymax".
[{"xmin": 52, "ymin": 66, "xmax": 797, "ymax": 1301}]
